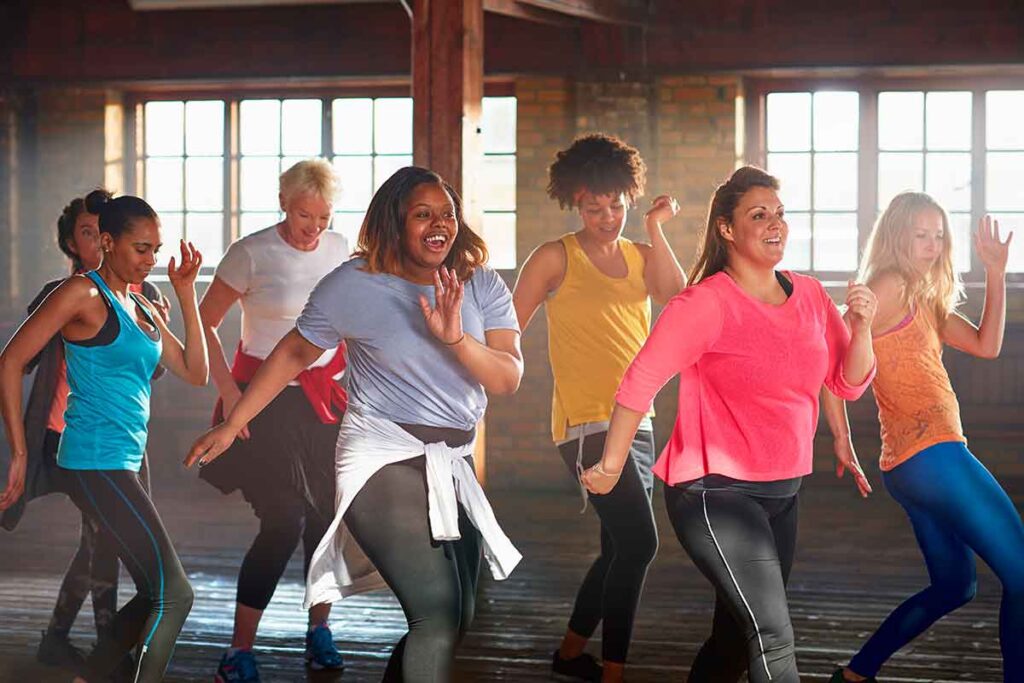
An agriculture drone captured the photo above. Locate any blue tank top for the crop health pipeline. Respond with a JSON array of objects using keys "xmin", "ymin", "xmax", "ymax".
[{"xmin": 57, "ymin": 271, "xmax": 162, "ymax": 471}]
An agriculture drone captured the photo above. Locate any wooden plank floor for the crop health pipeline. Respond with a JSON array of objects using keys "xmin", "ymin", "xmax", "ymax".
[{"xmin": 0, "ymin": 466, "xmax": 1019, "ymax": 682}]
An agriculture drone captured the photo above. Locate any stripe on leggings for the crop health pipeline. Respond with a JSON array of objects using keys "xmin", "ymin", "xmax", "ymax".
[
  {"xmin": 98, "ymin": 472, "xmax": 166, "ymax": 650},
  {"xmin": 74, "ymin": 472, "xmax": 154, "ymax": 596},
  {"xmin": 701, "ymin": 490, "xmax": 772, "ymax": 681}
]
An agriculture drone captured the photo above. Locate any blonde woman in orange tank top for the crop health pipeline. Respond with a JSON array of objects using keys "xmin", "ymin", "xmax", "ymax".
[
  {"xmin": 825, "ymin": 193, "xmax": 1024, "ymax": 683},
  {"xmin": 513, "ymin": 134, "xmax": 686, "ymax": 683}
]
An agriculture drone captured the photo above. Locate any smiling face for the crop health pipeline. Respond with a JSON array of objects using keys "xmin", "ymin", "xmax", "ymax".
[
  {"xmin": 100, "ymin": 218, "xmax": 162, "ymax": 284},
  {"xmin": 576, "ymin": 191, "xmax": 627, "ymax": 244},
  {"xmin": 907, "ymin": 207, "xmax": 946, "ymax": 272},
  {"xmin": 280, "ymin": 192, "xmax": 333, "ymax": 251},
  {"xmin": 67, "ymin": 210, "xmax": 102, "ymax": 272},
  {"xmin": 400, "ymin": 182, "xmax": 458, "ymax": 277},
  {"xmin": 719, "ymin": 186, "xmax": 788, "ymax": 270}
]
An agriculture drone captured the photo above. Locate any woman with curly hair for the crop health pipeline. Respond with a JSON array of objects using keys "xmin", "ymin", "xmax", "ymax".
[
  {"xmin": 186, "ymin": 166, "xmax": 523, "ymax": 682},
  {"xmin": 513, "ymin": 133, "xmax": 686, "ymax": 682}
]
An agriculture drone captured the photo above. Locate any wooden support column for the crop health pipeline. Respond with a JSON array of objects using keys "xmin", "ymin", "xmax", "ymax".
[{"xmin": 411, "ymin": 0, "xmax": 488, "ymax": 483}]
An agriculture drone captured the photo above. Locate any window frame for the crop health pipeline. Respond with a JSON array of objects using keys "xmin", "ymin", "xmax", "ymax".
[
  {"xmin": 745, "ymin": 75, "xmax": 1024, "ymax": 284},
  {"xmin": 124, "ymin": 80, "xmax": 517, "ymax": 275}
]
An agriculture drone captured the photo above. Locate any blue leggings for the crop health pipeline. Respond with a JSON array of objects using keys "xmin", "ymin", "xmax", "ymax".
[{"xmin": 848, "ymin": 441, "xmax": 1024, "ymax": 681}]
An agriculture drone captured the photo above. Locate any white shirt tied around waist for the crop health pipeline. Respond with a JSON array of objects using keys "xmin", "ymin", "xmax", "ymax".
[{"xmin": 304, "ymin": 407, "xmax": 523, "ymax": 609}]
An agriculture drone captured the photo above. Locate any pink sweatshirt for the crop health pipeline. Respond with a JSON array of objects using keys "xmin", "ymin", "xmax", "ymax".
[{"xmin": 615, "ymin": 271, "xmax": 874, "ymax": 485}]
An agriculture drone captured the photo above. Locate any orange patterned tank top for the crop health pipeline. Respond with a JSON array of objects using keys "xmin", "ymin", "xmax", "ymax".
[{"xmin": 872, "ymin": 306, "xmax": 965, "ymax": 471}]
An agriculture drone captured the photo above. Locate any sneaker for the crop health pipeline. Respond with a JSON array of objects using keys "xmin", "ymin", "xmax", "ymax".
[
  {"xmin": 305, "ymin": 624, "xmax": 345, "ymax": 671},
  {"xmin": 36, "ymin": 629, "xmax": 85, "ymax": 668},
  {"xmin": 829, "ymin": 667, "xmax": 878, "ymax": 683},
  {"xmin": 215, "ymin": 648, "xmax": 261, "ymax": 683},
  {"xmin": 551, "ymin": 649, "xmax": 602, "ymax": 682}
]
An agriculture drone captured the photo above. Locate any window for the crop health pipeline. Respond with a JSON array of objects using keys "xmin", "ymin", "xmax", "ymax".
[
  {"xmin": 142, "ymin": 101, "xmax": 225, "ymax": 268},
  {"xmin": 752, "ymin": 80, "xmax": 1024, "ymax": 278},
  {"xmin": 766, "ymin": 91, "xmax": 859, "ymax": 271},
  {"xmin": 134, "ymin": 94, "xmax": 518, "ymax": 271}
]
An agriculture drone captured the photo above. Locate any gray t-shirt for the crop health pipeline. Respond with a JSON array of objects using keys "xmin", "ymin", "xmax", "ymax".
[{"xmin": 296, "ymin": 258, "xmax": 519, "ymax": 430}]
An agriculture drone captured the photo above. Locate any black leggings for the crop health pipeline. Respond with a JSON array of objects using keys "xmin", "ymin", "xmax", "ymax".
[
  {"xmin": 664, "ymin": 486, "xmax": 799, "ymax": 683},
  {"xmin": 64, "ymin": 468, "xmax": 193, "ymax": 683},
  {"xmin": 47, "ymin": 429, "xmax": 153, "ymax": 638},
  {"xmin": 237, "ymin": 498, "xmax": 331, "ymax": 610},
  {"xmin": 557, "ymin": 430, "xmax": 658, "ymax": 664},
  {"xmin": 344, "ymin": 429, "xmax": 480, "ymax": 683}
]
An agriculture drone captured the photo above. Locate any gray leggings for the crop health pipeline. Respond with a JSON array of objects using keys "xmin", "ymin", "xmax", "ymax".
[{"xmin": 344, "ymin": 425, "xmax": 481, "ymax": 683}]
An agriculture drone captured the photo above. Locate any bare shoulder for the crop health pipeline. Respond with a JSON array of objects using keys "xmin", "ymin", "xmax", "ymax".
[
  {"xmin": 524, "ymin": 239, "xmax": 567, "ymax": 276},
  {"xmin": 55, "ymin": 274, "xmax": 100, "ymax": 302},
  {"xmin": 867, "ymin": 271, "xmax": 906, "ymax": 306}
]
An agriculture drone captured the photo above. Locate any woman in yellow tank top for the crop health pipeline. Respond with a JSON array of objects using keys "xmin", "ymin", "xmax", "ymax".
[
  {"xmin": 825, "ymin": 193, "xmax": 1024, "ymax": 683},
  {"xmin": 513, "ymin": 133, "xmax": 686, "ymax": 682}
]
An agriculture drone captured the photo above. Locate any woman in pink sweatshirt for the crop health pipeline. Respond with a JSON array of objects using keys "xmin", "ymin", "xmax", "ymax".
[{"xmin": 582, "ymin": 166, "xmax": 877, "ymax": 682}]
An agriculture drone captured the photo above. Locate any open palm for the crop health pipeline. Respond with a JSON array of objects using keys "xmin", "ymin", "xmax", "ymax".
[
  {"xmin": 419, "ymin": 266, "xmax": 464, "ymax": 345},
  {"xmin": 975, "ymin": 215, "xmax": 1013, "ymax": 274}
]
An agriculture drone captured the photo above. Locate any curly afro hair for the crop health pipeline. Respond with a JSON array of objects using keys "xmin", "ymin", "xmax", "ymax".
[{"xmin": 547, "ymin": 133, "xmax": 647, "ymax": 210}]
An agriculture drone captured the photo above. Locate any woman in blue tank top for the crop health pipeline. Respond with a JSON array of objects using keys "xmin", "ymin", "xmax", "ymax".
[{"xmin": 0, "ymin": 193, "xmax": 209, "ymax": 683}]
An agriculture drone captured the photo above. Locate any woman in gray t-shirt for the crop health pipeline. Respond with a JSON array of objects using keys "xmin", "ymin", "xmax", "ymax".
[{"xmin": 187, "ymin": 166, "xmax": 523, "ymax": 682}]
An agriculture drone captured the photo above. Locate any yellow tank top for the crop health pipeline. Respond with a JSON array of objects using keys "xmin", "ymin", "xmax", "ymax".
[
  {"xmin": 546, "ymin": 233, "xmax": 652, "ymax": 441},
  {"xmin": 872, "ymin": 307, "xmax": 965, "ymax": 471}
]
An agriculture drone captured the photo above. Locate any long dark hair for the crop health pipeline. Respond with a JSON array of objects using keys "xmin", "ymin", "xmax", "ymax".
[
  {"xmin": 354, "ymin": 166, "xmax": 488, "ymax": 280},
  {"xmin": 689, "ymin": 166, "xmax": 780, "ymax": 285}
]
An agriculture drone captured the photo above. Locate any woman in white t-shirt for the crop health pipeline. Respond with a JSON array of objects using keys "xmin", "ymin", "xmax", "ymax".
[{"xmin": 197, "ymin": 159, "xmax": 350, "ymax": 681}]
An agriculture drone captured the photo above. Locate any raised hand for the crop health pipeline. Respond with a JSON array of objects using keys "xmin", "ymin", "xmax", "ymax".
[
  {"xmin": 418, "ymin": 266, "xmax": 465, "ymax": 345},
  {"xmin": 846, "ymin": 280, "xmax": 878, "ymax": 335},
  {"xmin": 183, "ymin": 422, "xmax": 239, "ymax": 469},
  {"xmin": 834, "ymin": 434, "xmax": 872, "ymax": 498},
  {"xmin": 167, "ymin": 240, "xmax": 203, "ymax": 293},
  {"xmin": 975, "ymin": 215, "xmax": 1013, "ymax": 275},
  {"xmin": 644, "ymin": 194, "xmax": 681, "ymax": 227}
]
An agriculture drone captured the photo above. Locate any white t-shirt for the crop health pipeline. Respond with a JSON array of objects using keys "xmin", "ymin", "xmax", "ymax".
[{"xmin": 215, "ymin": 225, "xmax": 349, "ymax": 369}]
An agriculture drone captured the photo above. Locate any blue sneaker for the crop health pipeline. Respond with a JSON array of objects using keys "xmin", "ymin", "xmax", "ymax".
[
  {"xmin": 305, "ymin": 624, "xmax": 344, "ymax": 671},
  {"xmin": 215, "ymin": 648, "xmax": 261, "ymax": 683}
]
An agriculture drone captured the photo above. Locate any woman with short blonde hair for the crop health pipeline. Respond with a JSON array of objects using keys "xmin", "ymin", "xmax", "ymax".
[{"xmin": 196, "ymin": 158, "xmax": 350, "ymax": 681}]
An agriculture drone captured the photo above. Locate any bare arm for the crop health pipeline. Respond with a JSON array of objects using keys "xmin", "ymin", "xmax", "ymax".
[
  {"xmin": 820, "ymin": 386, "xmax": 872, "ymax": 497},
  {"xmin": 184, "ymin": 329, "xmax": 322, "ymax": 467},
  {"xmin": 511, "ymin": 240, "xmax": 565, "ymax": 333},
  {"xmin": 0, "ymin": 279, "xmax": 94, "ymax": 509},
  {"xmin": 941, "ymin": 216, "xmax": 1011, "ymax": 359},
  {"xmin": 148, "ymin": 241, "xmax": 208, "ymax": 386},
  {"xmin": 423, "ymin": 267, "xmax": 523, "ymax": 395},
  {"xmin": 448, "ymin": 329, "xmax": 523, "ymax": 396},
  {"xmin": 639, "ymin": 195, "xmax": 687, "ymax": 305},
  {"xmin": 198, "ymin": 276, "xmax": 251, "ymax": 437},
  {"xmin": 579, "ymin": 402, "xmax": 647, "ymax": 495},
  {"xmin": 841, "ymin": 282, "xmax": 877, "ymax": 386}
]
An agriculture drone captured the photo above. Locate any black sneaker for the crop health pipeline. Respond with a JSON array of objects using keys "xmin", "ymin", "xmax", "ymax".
[
  {"xmin": 551, "ymin": 649, "xmax": 602, "ymax": 682},
  {"xmin": 829, "ymin": 667, "xmax": 878, "ymax": 683},
  {"xmin": 36, "ymin": 629, "xmax": 85, "ymax": 668}
]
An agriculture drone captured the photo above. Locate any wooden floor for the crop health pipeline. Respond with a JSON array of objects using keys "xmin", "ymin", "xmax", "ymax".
[{"xmin": 0, "ymin": 464, "xmax": 1019, "ymax": 682}]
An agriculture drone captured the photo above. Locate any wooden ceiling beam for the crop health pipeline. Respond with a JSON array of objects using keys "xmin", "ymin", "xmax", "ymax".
[
  {"xmin": 483, "ymin": 0, "xmax": 578, "ymax": 27},
  {"xmin": 513, "ymin": 0, "xmax": 645, "ymax": 26}
]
